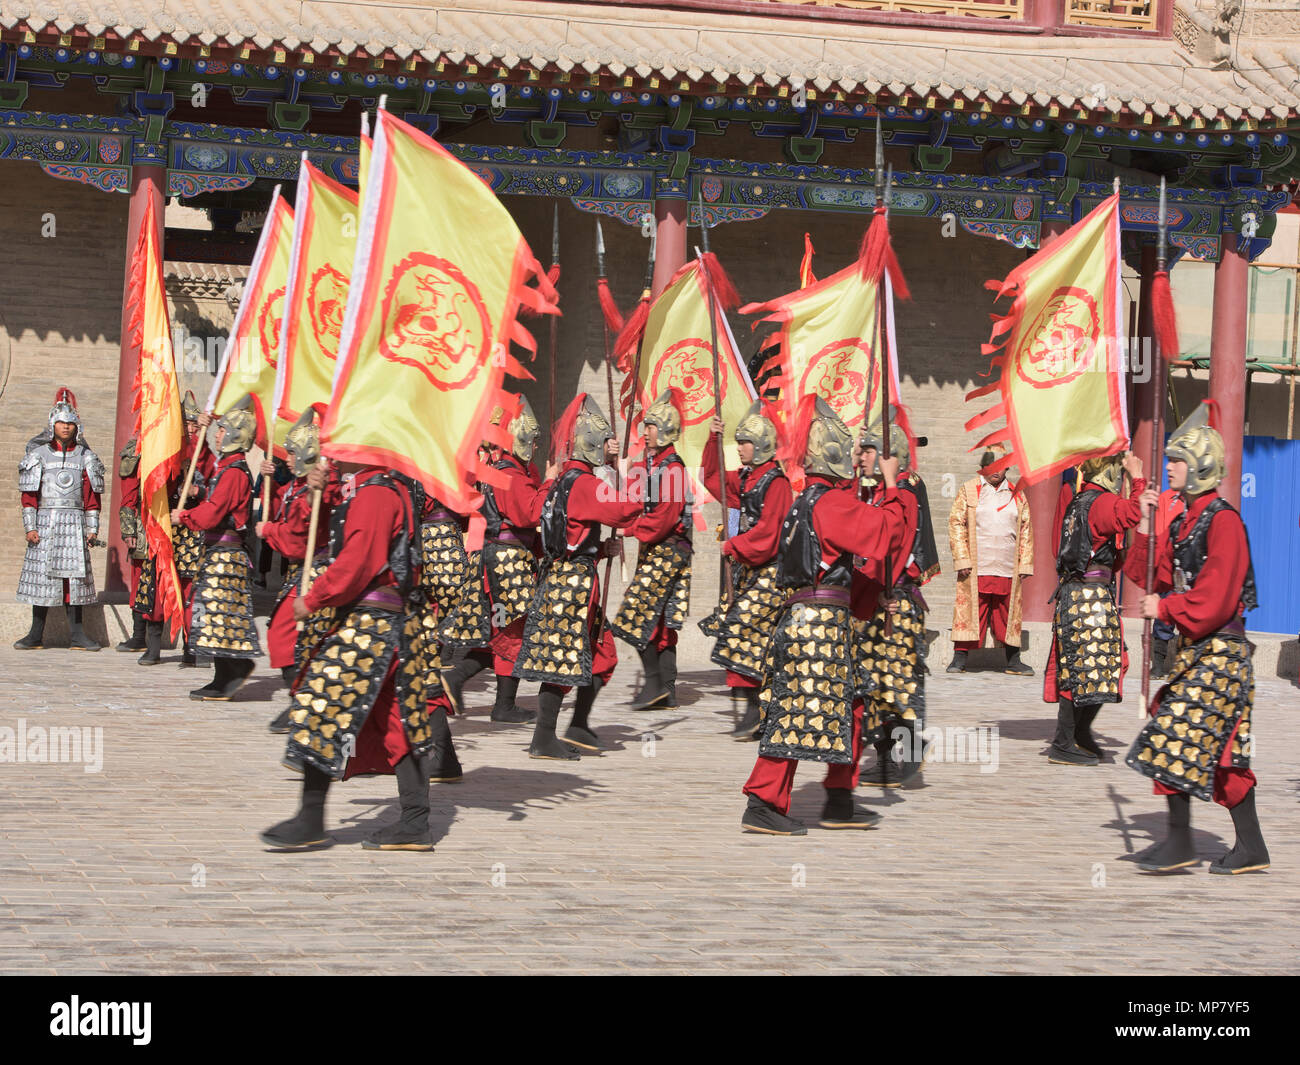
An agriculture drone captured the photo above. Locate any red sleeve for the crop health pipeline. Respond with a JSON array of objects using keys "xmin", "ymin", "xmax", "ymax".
[
  {"xmin": 699, "ymin": 434, "xmax": 741, "ymax": 508},
  {"xmin": 724, "ymin": 474, "xmax": 791, "ymax": 567},
  {"xmin": 567, "ymin": 472, "xmax": 642, "ymax": 528},
  {"xmin": 1087, "ymin": 478, "xmax": 1146, "ymax": 539},
  {"xmin": 120, "ymin": 472, "xmax": 140, "ymax": 511},
  {"xmin": 83, "ymin": 470, "xmax": 101, "ymax": 512},
  {"xmin": 261, "ymin": 490, "xmax": 311, "ymax": 559},
  {"xmin": 1158, "ymin": 510, "xmax": 1250, "ymax": 639},
  {"xmin": 179, "ymin": 464, "xmax": 247, "ymax": 531},
  {"xmin": 497, "ymin": 467, "xmax": 547, "ymax": 530},
  {"xmin": 21, "ymin": 490, "xmax": 39, "ymax": 509},
  {"xmin": 625, "ymin": 494, "xmax": 685, "ymax": 544},
  {"xmin": 303, "ymin": 483, "xmax": 401, "ymax": 611},
  {"xmin": 1122, "ymin": 532, "xmax": 1173, "ymax": 593},
  {"xmin": 815, "ymin": 486, "xmax": 907, "ymax": 567}
]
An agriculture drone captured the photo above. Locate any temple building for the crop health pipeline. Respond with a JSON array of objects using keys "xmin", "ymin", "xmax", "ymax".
[{"xmin": 1, "ymin": 0, "xmax": 1298, "ymax": 644}]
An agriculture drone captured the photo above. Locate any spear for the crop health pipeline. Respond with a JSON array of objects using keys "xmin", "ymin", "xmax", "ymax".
[
  {"xmin": 697, "ymin": 189, "xmax": 731, "ymax": 605},
  {"xmin": 872, "ymin": 121, "xmax": 897, "ymax": 633}
]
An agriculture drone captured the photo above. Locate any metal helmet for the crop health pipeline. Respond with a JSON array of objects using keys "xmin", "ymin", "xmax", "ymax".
[
  {"xmin": 859, "ymin": 405, "xmax": 910, "ymax": 474},
  {"xmin": 283, "ymin": 408, "xmax": 321, "ymax": 477},
  {"xmin": 573, "ymin": 395, "xmax": 615, "ymax": 466},
  {"xmin": 119, "ymin": 437, "xmax": 141, "ymax": 478},
  {"xmin": 1165, "ymin": 401, "xmax": 1225, "ymax": 495},
  {"xmin": 48, "ymin": 387, "xmax": 82, "ymax": 433},
  {"xmin": 804, "ymin": 397, "xmax": 855, "ymax": 480},
  {"xmin": 214, "ymin": 394, "xmax": 258, "ymax": 455},
  {"xmin": 643, "ymin": 389, "xmax": 684, "ymax": 447},
  {"xmin": 734, "ymin": 399, "xmax": 777, "ymax": 466},
  {"xmin": 509, "ymin": 394, "xmax": 541, "ymax": 464},
  {"xmin": 1078, "ymin": 453, "xmax": 1124, "ymax": 494},
  {"xmin": 181, "ymin": 390, "xmax": 201, "ymax": 423}
]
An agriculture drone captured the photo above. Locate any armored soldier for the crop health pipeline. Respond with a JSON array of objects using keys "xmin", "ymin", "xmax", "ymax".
[
  {"xmin": 741, "ymin": 397, "xmax": 905, "ymax": 835},
  {"xmin": 610, "ymin": 389, "xmax": 693, "ymax": 711},
  {"xmin": 116, "ymin": 437, "xmax": 150, "ymax": 654},
  {"xmin": 1043, "ymin": 450, "xmax": 1146, "ymax": 765},
  {"xmin": 1125, "ymin": 402, "xmax": 1269, "ymax": 875},
  {"xmin": 856, "ymin": 410, "xmax": 940, "ymax": 788},
  {"xmin": 261, "ymin": 461, "xmax": 446, "ymax": 852},
  {"xmin": 441, "ymin": 395, "xmax": 547, "ymax": 724},
  {"xmin": 175, "ymin": 392, "xmax": 215, "ymax": 668},
  {"xmin": 172, "ymin": 395, "xmax": 261, "ymax": 700},
  {"xmin": 515, "ymin": 394, "xmax": 641, "ymax": 758},
  {"xmin": 699, "ymin": 402, "xmax": 793, "ymax": 739},
  {"xmin": 260, "ymin": 408, "xmax": 342, "ymax": 732},
  {"xmin": 14, "ymin": 388, "xmax": 105, "ymax": 651}
]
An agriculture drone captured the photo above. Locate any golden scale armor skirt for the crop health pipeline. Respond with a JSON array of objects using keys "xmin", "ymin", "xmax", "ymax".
[
  {"xmin": 282, "ymin": 604, "xmax": 437, "ymax": 780},
  {"xmin": 290, "ymin": 557, "xmax": 336, "ymax": 675},
  {"xmin": 757, "ymin": 593, "xmax": 858, "ymax": 765},
  {"xmin": 709, "ymin": 562, "xmax": 784, "ymax": 682},
  {"xmin": 1054, "ymin": 581, "xmax": 1123, "ymax": 706},
  {"xmin": 174, "ymin": 525, "xmax": 205, "ymax": 581},
  {"xmin": 609, "ymin": 539, "xmax": 691, "ymax": 650},
  {"xmin": 132, "ymin": 556, "xmax": 157, "ymax": 614},
  {"xmin": 189, "ymin": 544, "xmax": 261, "ymax": 658},
  {"xmin": 514, "ymin": 557, "xmax": 597, "ymax": 686},
  {"xmin": 418, "ymin": 519, "xmax": 471, "ymax": 620},
  {"xmin": 440, "ymin": 542, "xmax": 538, "ymax": 649},
  {"xmin": 859, "ymin": 588, "xmax": 928, "ymax": 743},
  {"xmin": 1126, "ymin": 633, "xmax": 1254, "ymax": 802}
]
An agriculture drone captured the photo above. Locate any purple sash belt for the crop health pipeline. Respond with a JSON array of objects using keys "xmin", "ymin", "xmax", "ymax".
[
  {"xmin": 784, "ymin": 585, "xmax": 850, "ymax": 609},
  {"xmin": 424, "ymin": 511, "xmax": 457, "ymax": 524},
  {"xmin": 204, "ymin": 530, "xmax": 245, "ymax": 547},
  {"xmin": 355, "ymin": 587, "xmax": 404, "ymax": 613}
]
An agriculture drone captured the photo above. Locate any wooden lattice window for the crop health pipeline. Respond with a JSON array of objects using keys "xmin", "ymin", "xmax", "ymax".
[
  {"xmin": 1064, "ymin": 0, "xmax": 1158, "ymax": 31},
  {"xmin": 750, "ymin": 0, "xmax": 1025, "ymax": 19}
]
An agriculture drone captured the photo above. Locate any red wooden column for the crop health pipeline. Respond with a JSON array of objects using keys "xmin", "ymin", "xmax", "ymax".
[
  {"xmin": 106, "ymin": 165, "xmax": 165, "ymax": 596},
  {"xmin": 1020, "ymin": 219, "xmax": 1070, "ymax": 624},
  {"xmin": 1210, "ymin": 232, "xmax": 1248, "ymax": 507},
  {"xmin": 651, "ymin": 195, "xmax": 688, "ymax": 299}
]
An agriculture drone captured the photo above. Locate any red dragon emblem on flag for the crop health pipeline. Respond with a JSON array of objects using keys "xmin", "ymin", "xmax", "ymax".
[{"xmin": 308, "ymin": 265, "xmax": 350, "ymax": 360}]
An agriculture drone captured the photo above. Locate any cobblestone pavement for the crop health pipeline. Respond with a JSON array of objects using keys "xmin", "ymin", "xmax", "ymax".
[{"xmin": 1, "ymin": 637, "xmax": 1296, "ymax": 975}]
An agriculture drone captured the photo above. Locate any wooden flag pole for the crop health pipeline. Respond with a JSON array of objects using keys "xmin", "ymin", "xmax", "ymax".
[
  {"xmin": 548, "ymin": 205, "xmax": 560, "ymax": 432},
  {"xmin": 595, "ymin": 220, "xmax": 626, "ymax": 596},
  {"xmin": 697, "ymin": 193, "xmax": 732, "ymax": 606},
  {"xmin": 296, "ymin": 486, "xmax": 323, "ymax": 632}
]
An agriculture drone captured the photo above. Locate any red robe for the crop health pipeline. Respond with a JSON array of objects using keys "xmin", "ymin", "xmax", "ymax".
[
  {"xmin": 624, "ymin": 444, "xmax": 691, "ymax": 651},
  {"xmin": 1124, "ymin": 490, "xmax": 1256, "ymax": 808},
  {"xmin": 1043, "ymin": 477, "xmax": 1145, "ymax": 703}
]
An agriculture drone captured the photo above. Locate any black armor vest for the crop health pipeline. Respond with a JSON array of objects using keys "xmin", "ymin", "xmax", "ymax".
[
  {"xmin": 328, "ymin": 471, "xmax": 421, "ymax": 596},
  {"xmin": 777, "ymin": 482, "xmax": 853, "ymax": 589},
  {"xmin": 1057, "ymin": 488, "xmax": 1117, "ymax": 579},
  {"xmin": 898, "ymin": 475, "xmax": 940, "ymax": 581},
  {"xmin": 210, "ymin": 458, "xmax": 254, "ymax": 532},
  {"xmin": 1170, "ymin": 497, "xmax": 1257, "ymax": 612},
  {"xmin": 644, "ymin": 450, "xmax": 692, "ymax": 540},
  {"xmin": 540, "ymin": 468, "xmax": 602, "ymax": 561},
  {"xmin": 738, "ymin": 464, "xmax": 782, "ymax": 534},
  {"xmin": 480, "ymin": 457, "xmax": 517, "ymax": 539}
]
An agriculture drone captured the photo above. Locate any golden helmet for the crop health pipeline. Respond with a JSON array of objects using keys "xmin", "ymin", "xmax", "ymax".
[
  {"xmin": 643, "ymin": 389, "xmax": 684, "ymax": 447},
  {"xmin": 1078, "ymin": 453, "xmax": 1124, "ymax": 494},
  {"xmin": 1166, "ymin": 400, "xmax": 1225, "ymax": 495},
  {"xmin": 734, "ymin": 399, "xmax": 777, "ymax": 466},
  {"xmin": 283, "ymin": 408, "xmax": 321, "ymax": 477},
  {"xmin": 181, "ymin": 390, "xmax": 201, "ymax": 424},
  {"xmin": 214, "ymin": 394, "xmax": 258, "ymax": 455},
  {"xmin": 572, "ymin": 394, "xmax": 614, "ymax": 466},
  {"xmin": 509, "ymin": 394, "xmax": 541, "ymax": 464},
  {"xmin": 859, "ymin": 404, "xmax": 910, "ymax": 473},
  {"xmin": 804, "ymin": 397, "xmax": 855, "ymax": 480}
]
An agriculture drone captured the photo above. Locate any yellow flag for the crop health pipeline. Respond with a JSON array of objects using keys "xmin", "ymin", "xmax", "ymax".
[
  {"xmin": 965, "ymin": 193, "xmax": 1128, "ymax": 483},
  {"xmin": 323, "ymin": 108, "xmax": 557, "ymax": 515},
  {"xmin": 273, "ymin": 159, "xmax": 358, "ymax": 450},
  {"xmin": 634, "ymin": 256, "xmax": 755, "ymax": 476},
  {"xmin": 127, "ymin": 193, "xmax": 185, "ymax": 632},
  {"xmin": 208, "ymin": 188, "xmax": 295, "ymax": 446}
]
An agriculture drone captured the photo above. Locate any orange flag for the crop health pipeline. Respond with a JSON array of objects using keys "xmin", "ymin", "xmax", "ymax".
[
  {"xmin": 632, "ymin": 255, "xmax": 756, "ymax": 482},
  {"xmin": 799, "ymin": 233, "xmax": 816, "ymax": 289},
  {"xmin": 125, "ymin": 193, "xmax": 185, "ymax": 634},
  {"xmin": 965, "ymin": 193, "xmax": 1128, "ymax": 483},
  {"xmin": 323, "ymin": 108, "xmax": 557, "ymax": 527},
  {"xmin": 207, "ymin": 187, "xmax": 295, "ymax": 445},
  {"xmin": 272, "ymin": 158, "xmax": 358, "ymax": 451}
]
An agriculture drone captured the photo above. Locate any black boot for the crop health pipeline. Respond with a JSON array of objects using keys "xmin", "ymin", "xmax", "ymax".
[
  {"xmin": 1047, "ymin": 699, "xmax": 1099, "ymax": 766},
  {"xmin": 137, "ymin": 621, "xmax": 163, "ymax": 665},
  {"xmin": 190, "ymin": 661, "xmax": 224, "ymax": 700},
  {"xmin": 260, "ymin": 764, "xmax": 332, "ymax": 850},
  {"xmin": 442, "ymin": 649, "xmax": 489, "ymax": 714},
  {"xmin": 528, "ymin": 686, "xmax": 580, "ymax": 760},
  {"xmin": 1074, "ymin": 704, "xmax": 1103, "ymax": 759},
  {"xmin": 490, "ymin": 674, "xmax": 534, "ymax": 723},
  {"xmin": 67, "ymin": 606, "xmax": 100, "ymax": 651},
  {"xmin": 210, "ymin": 658, "xmax": 254, "ymax": 701},
  {"xmin": 363, "ymin": 754, "xmax": 433, "ymax": 851},
  {"xmin": 280, "ymin": 664, "xmax": 298, "ymax": 689},
  {"xmin": 1151, "ymin": 637, "xmax": 1171, "ymax": 679},
  {"xmin": 818, "ymin": 786, "xmax": 882, "ymax": 830},
  {"xmin": 731, "ymin": 689, "xmax": 762, "ymax": 740},
  {"xmin": 1004, "ymin": 643, "xmax": 1034, "ymax": 676},
  {"xmin": 268, "ymin": 666, "xmax": 299, "ymax": 732},
  {"xmin": 13, "ymin": 606, "xmax": 48, "ymax": 650},
  {"xmin": 945, "ymin": 648, "xmax": 968, "ymax": 673},
  {"xmin": 861, "ymin": 740, "xmax": 899, "ymax": 788},
  {"xmin": 117, "ymin": 613, "xmax": 147, "ymax": 652},
  {"xmin": 1136, "ymin": 793, "xmax": 1198, "ymax": 873},
  {"xmin": 631, "ymin": 646, "xmax": 668, "ymax": 710},
  {"xmin": 1209, "ymin": 788, "xmax": 1271, "ymax": 874},
  {"xmin": 180, "ymin": 639, "xmax": 197, "ymax": 668},
  {"xmin": 426, "ymin": 707, "xmax": 463, "ymax": 782},
  {"xmin": 564, "ymin": 680, "xmax": 603, "ymax": 751},
  {"xmin": 659, "ymin": 646, "xmax": 679, "ymax": 709},
  {"xmin": 740, "ymin": 793, "xmax": 807, "ymax": 836}
]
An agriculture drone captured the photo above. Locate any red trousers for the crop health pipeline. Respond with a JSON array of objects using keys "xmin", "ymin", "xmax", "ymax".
[
  {"xmin": 727, "ymin": 669, "xmax": 758, "ymax": 690},
  {"xmin": 954, "ymin": 578, "xmax": 1012, "ymax": 650},
  {"xmin": 489, "ymin": 615, "xmax": 526, "ymax": 675},
  {"xmin": 1152, "ymin": 708, "xmax": 1256, "ymax": 809},
  {"xmin": 128, "ymin": 559, "xmax": 142, "ymax": 607},
  {"xmin": 742, "ymin": 701, "xmax": 865, "ymax": 814},
  {"xmin": 345, "ymin": 659, "xmax": 453, "ymax": 779},
  {"xmin": 648, "ymin": 617, "xmax": 678, "ymax": 651},
  {"xmin": 267, "ymin": 589, "xmax": 298, "ymax": 670}
]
